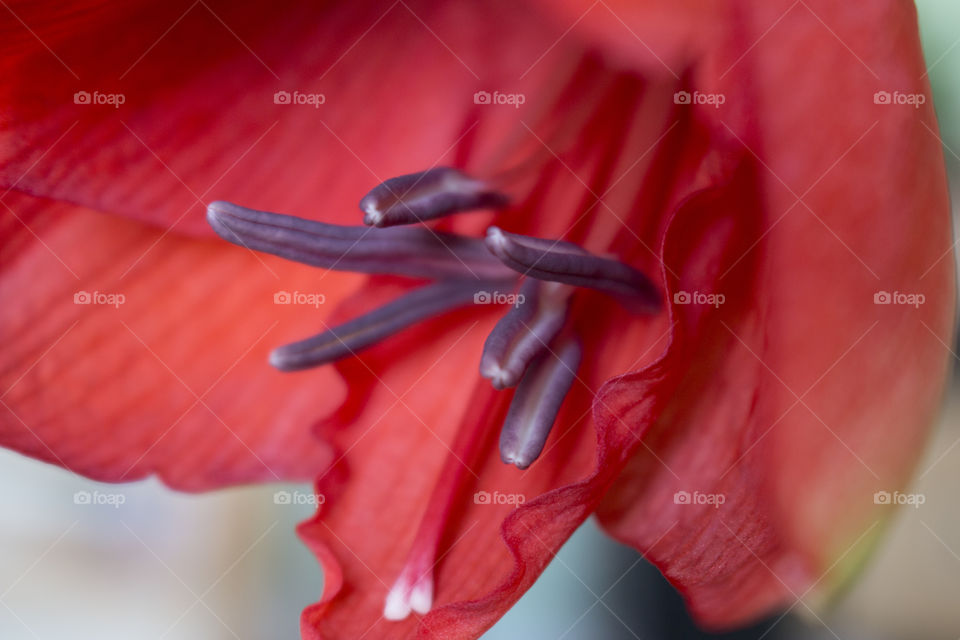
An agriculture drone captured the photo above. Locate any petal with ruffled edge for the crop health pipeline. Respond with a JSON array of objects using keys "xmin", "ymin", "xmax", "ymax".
[
  {"xmin": 0, "ymin": 189, "xmax": 371, "ymax": 487},
  {"xmin": 0, "ymin": 0, "xmax": 571, "ymax": 487},
  {"xmin": 580, "ymin": 0, "xmax": 956, "ymax": 629}
]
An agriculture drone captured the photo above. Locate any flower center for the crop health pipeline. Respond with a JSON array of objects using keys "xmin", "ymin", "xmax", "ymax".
[{"xmin": 206, "ymin": 165, "xmax": 660, "ymax": 620}]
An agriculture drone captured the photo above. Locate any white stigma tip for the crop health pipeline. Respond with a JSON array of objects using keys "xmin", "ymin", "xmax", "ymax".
[
  {"xmin": 383, "ymin": 585, "xmax": 412, "ymax": 621},
  {"xmin": 409, "ymin": 579, "xmax": 433, "ymax": 615},
  {"xmin": 383, "ymin": 576, "xmax": 433, "ymax": 621}
]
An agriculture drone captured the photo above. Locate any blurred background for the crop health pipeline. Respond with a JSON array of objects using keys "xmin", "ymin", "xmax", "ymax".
[{"xmin": 2, "ymin": 2, "xmax": 959, "ymax": 639}]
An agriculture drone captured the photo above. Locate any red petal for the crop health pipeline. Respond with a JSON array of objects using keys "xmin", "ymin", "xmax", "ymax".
[
  {"xmin": 0, "ymin": 190, "xmax": 363, "ymax": 488},
  {"xmin": 0, "ymin": 0, "xmax": 533, "ymax": 233},
  {"xmin": 568, "ymin": 0, "xmax": 956, "ymax": 628}
]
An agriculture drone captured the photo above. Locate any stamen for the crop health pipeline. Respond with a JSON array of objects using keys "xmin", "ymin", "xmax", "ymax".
[
  {"xmin": 479, "ymin": 279, "xmax": 573, "ymax": 389},
  {"xmin": 485, "ymin": 226, "xmax": 659, "ymax": 310},
  {"xmin": 359, "ymin": 167, "xmax": 509, "ymax": 227},
  {"xmin": 207, "ymin": 201, "xmax": 514, "ymax": 281},
  {"xmin": 269, "ymin": 281, "xmax": 487, "ymax": 371},
  {"xmin": 500, "ymin": 337, "xmax": 581, "ymax": 469}
]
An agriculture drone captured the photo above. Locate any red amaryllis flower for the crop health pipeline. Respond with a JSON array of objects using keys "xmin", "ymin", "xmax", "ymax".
[{"xmin": 1, "ymin": 0, "xmax": 955, "ymax": 638}]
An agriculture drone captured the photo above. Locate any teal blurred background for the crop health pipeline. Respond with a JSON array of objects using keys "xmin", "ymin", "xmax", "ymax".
[{"xmin": 2, "ymin": 2, "xmax": 958, "ymax": 638}]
